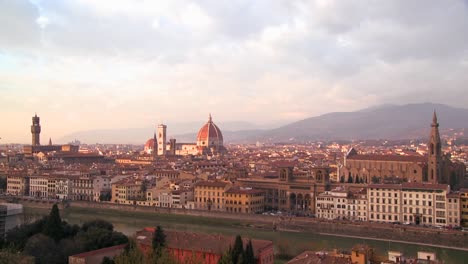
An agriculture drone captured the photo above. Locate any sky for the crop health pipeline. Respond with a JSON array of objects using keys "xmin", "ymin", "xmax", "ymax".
[{"xmin": 1, "ymin": 0, "xmax": 468, "ymax": 143}]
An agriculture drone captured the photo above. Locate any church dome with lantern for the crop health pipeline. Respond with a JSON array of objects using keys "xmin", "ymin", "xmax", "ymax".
[{"xmin": 196, "ymin": 114, "xmax": 225, "ymax": 155}]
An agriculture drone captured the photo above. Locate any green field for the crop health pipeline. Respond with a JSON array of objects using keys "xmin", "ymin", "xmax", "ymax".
[{"xmin": 24, "ymin": 206, "xmax": 468, "ymax": 264}]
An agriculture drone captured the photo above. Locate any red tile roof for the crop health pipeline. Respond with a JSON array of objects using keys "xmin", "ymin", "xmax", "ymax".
[
  {"xmin": 136, "ymin": 228, "xmax": 272, "ymax": 257},
  {"xmin": 69, "ymin": 244, "xmax": 126, "ymax": 258},
  {"xmin": 347, "ymin": 154, "xmax": 426, "ymax": 163}
]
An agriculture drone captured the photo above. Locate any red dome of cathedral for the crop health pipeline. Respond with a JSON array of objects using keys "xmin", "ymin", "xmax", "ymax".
[
  {"xmin": 144, "ymin": 138, "xmax": 155, "ymax": 154},
  {"xmin": 196, "ymin": 114, "xmax": 223, "ymax": 150}
]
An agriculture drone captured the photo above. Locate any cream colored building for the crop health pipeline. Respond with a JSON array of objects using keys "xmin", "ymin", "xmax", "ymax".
[
  {"xmin": 6, "ymin": 174, "xmax": 27, "ymax": 196},
  {"xmin": 111, "ymin": 177, "xmax": 144, "ymax": 204},
  {"xmin": 316, "ymin": 187, "xmax": 367, "ymax": 221},
  {"xmin": 316, "ymin": 188, "xmax": 348, "ymax": 220},
  {"xmin": 224, "ymin": 187, "xmax": 264, "ymax": 214},
  {"xmin": 368, "ymin": 183, "xmax": 452, "ymax": 226},
  {"xmin": 194, "ymin": 181, "xmax": 231, "ymax": 211},
  {"xmin": 29, "ymin": 175, "xmax": 49, "ymax": 199},
  {"xmin": 446, "ymin": 192, "xmax": 460, "ymax": 227},
  {"xmin": 70, "ymin": 176, "xmax": 94, "ymax": 201}
]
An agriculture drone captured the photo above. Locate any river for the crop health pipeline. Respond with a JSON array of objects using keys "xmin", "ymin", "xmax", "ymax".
[{"xmin": 24, "ymin": 206, "xmax": 468, "ymax": 264}]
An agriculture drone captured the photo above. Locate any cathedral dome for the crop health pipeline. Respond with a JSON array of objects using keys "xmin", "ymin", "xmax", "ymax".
[
  {"xmin": 196, "ymin": 114, "xmax": 223, "ymax": 150},
  {"xmin": 144, "ymin": 138, "xmax": 155, "ymax": 154}
]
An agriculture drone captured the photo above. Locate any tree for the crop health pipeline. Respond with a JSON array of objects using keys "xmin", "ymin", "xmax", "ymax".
[
  {"xmin": 244, "ymin": 240, "xmax": 255, "ymax": 264},
  {"xmin": 218, "ymin": 247, "xmax": 234, "ymax": 264},
  {"xmin": 114, "ymin": 239, "xmax": 144, "ymax": 264},
  {"xmin": 231, "ymin": 235, "xmax": 243, "ymax": 264},
  {"xmin": 101, "ymin": 256, "xmax": 115, "ymax": 264},
  {"xmin": 23, "ymin": 234, "xmax": 61, "ymax": 264},
  {"xmin": 75, "ymin": 227, "xmax": 128, "ymax": 252},
  {"xmin": 5, "ymin": 216, "xmax": 47, "ymax": 250},
  {"xmin": 82, "ymin": 219, "xmax": 114, "ymax": 232},
  {"xmin": 152, "ymin": 226, "xmax": 166, "ymax": 252},
  {"xmin": 43, "ymin": 204, "xmax": 63, "ymax": 241},
  {"xmin": 347, "ymin": 175, "xmax": 353, "ymax": 183}
]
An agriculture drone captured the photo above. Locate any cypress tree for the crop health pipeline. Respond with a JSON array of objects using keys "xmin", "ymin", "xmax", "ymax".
[
  {"xmin": 152, "ymin": 226, "xmax": 166, "ymax": 251},
  {"xmin": 244, "ymin": 240, "xmax": 255, "ymax": 264},
  {"xmin": 231, "ymin": 235, "xmax": 243, "ymax": 264},
  {"xmin": 43, "ymin": 204, "xmax": 63, "ymax": 241}
]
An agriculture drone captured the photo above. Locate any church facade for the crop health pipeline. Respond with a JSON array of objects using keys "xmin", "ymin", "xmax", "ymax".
[{"xmin": 339, "ymin": 112, "xmax": 465, "ymax": 188}]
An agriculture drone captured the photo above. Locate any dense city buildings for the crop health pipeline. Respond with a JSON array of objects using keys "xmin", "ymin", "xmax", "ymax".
[{"xmin": 1, "ymin": 111, "xmax": 468, "ymax": 230}]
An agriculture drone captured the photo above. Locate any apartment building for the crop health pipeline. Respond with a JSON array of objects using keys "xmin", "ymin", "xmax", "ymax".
[
  {"xmin": 461, "ymin": 188, "xmax": 468, "ymax": 227},
  {"xmin": 347, "ymin": 189, "xmax": 367, "ymax": 221},
  {"xmin": 6, "ymin": 174, "xmax": 28, "ymax": 196},
  {"xmin": 92, "ymin": 176, "xmax": 111, "ymax": 201},
  {"xmin": 316, "ymin": 189, "xmax": 348, "ymax": 220},
  {"xmin": 194, "ymin": 181, "xmax": 231, "ymax": 211},
  {"xmin": 111, "ymin": 177, "xmax": 144, "ymax": 204},
  {"xmin": 368, "ymin": 183, "xmax": 452, "ymax": 226},
  {"xmin": 29, "ymin": 175, "xmax": 49, "ymax": 199},
  {"xmin": 54, "ymin": 177, "xmax": 71, "ymax": 200},
  {"xmin": 446, "ymin": 192, "xmax": 460, "ymax": 227},
  {"xmin": 224, "ymin": 187, "xmax": 264, "ymax": 214},
  {"xmin": 70, "ymin": 176, "xmax": 94, "ymax": 201}
]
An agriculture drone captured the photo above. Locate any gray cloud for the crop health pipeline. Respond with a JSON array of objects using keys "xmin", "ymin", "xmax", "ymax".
[{"xmin": 1, "ymin": 0, "xmax": 468, "ymax": 142}]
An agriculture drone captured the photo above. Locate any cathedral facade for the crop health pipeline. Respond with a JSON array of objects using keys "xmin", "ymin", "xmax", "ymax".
[{"xmin": 339, "ymin": 112, "xmax": 465, "ymax": 188}]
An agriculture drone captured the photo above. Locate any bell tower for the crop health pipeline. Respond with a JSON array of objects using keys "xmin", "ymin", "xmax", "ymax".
[
  {"xmin": 428, "ymin": 111, "xmax": 442, "ymax": 183},
  {"xmin": 157, "ymin": 124, "xmax": 167, "ymax": 156},
  {"xmin": 31, "ymin": 113, "xmax": 41, "ymax": 146}
]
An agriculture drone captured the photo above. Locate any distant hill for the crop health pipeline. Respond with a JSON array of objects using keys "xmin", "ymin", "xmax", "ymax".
[
  {"xmin": 250, "ymin": 103, "xmax": 468, "ymax": 143},
  {"xmin": 59, "ymin": 103, "xmax": 468, "ymax": 144},
  {"xmin": 58, "ymin": 121, "xmax": 267, "ymax": 144}
]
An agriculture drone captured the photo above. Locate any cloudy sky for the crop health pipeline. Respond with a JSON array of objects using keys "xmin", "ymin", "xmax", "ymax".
[{"xmin": 1, "ymin": 0, "xmax": 468, "ymax": 143}]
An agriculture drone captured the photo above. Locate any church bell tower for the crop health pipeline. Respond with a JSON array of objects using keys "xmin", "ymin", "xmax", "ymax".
[
  {"xmin": 428, "ymin": 111, "xmax": 443, "ymax": 183},
  {"xmin": 31, "ymin": 113, "xmax": 41, "ymax": 146}
]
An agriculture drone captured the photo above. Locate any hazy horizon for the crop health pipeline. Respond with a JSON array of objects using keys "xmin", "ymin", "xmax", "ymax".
[{"xmin": 2, "ymin": 1, "xmax": 468, "ymax": 143}]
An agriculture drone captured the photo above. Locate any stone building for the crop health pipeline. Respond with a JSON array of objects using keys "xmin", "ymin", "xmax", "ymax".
[
  {"xmin": 237, "ymin": 163, "xmax": 330, "ymax": 214},
  {"xmin": 367, "ymin": 183, "xmax": 453, "ymax": 226},
  {"xmin": 224, "ymin": 187, "xmax": 265, "ymax": 214},
  {"xmin": 194, "ymin": 181, "xmax": 231, "ymax": 211},
  {"xmin": 340, "ymin": 112, "xmax": 465, "ymax": 187}
]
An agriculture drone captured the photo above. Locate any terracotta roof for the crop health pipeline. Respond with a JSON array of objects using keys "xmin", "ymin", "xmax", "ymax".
[
  {"xmin": 347, "ymin": 154, "xmax": 426, "ymax": 163},
  {"xmin": 194, "ymin": 181, "xmax": 230, "ymax": 188},
  {"xmin": 145, "ymin": 138, "xmax": 155, "ymax": 149},
  {"xmin": 225, "ymin": 187, "xmax": 264, "ymax": 195},
  {"xmin": 368, "ymin": 183, "xmax": 449, "ymax": 191},
  {"xmin": 197, "ymin": 115, "xmax": 223, "ymax": 142},
  {"xmin": 70, "ymin": 244, "xmax": 126, "ymax": 258},
  {"xmin": 136, "ymin": 228, "xmax": 272, "ymax": 257}
]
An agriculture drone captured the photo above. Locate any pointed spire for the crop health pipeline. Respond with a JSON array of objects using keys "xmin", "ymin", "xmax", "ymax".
[
  {"xmin": 432, "ymin": 110, "xmax": 439, "ymax": 127},
  {"xmin": 209, "ymin": 113, "xmax": 212, "ymax": 122},
  {"xmin": 49, "ymin": 138, "xmax": 52, "ymax": 145}
]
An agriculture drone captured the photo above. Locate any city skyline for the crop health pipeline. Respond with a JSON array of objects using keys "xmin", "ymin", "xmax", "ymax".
[{"xmin": 2, "ymin": 1, "xmax": 468, "ymax": 143}]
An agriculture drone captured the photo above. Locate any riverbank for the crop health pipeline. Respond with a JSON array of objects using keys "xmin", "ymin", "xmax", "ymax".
[{"xmin": 22, "ymin": 204, "xmax": 468, "ymax": 264}]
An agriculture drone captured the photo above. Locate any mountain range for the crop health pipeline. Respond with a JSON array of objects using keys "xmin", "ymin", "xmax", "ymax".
[{"xmin": 59, "ymin": 103, "xmax": 468, "ymax": 144}]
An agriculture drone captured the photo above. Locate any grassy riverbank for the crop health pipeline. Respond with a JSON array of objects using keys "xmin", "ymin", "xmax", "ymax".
[{"xmin": 24, "ymin": 206, "xmax": 468, "ymax": 264}]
